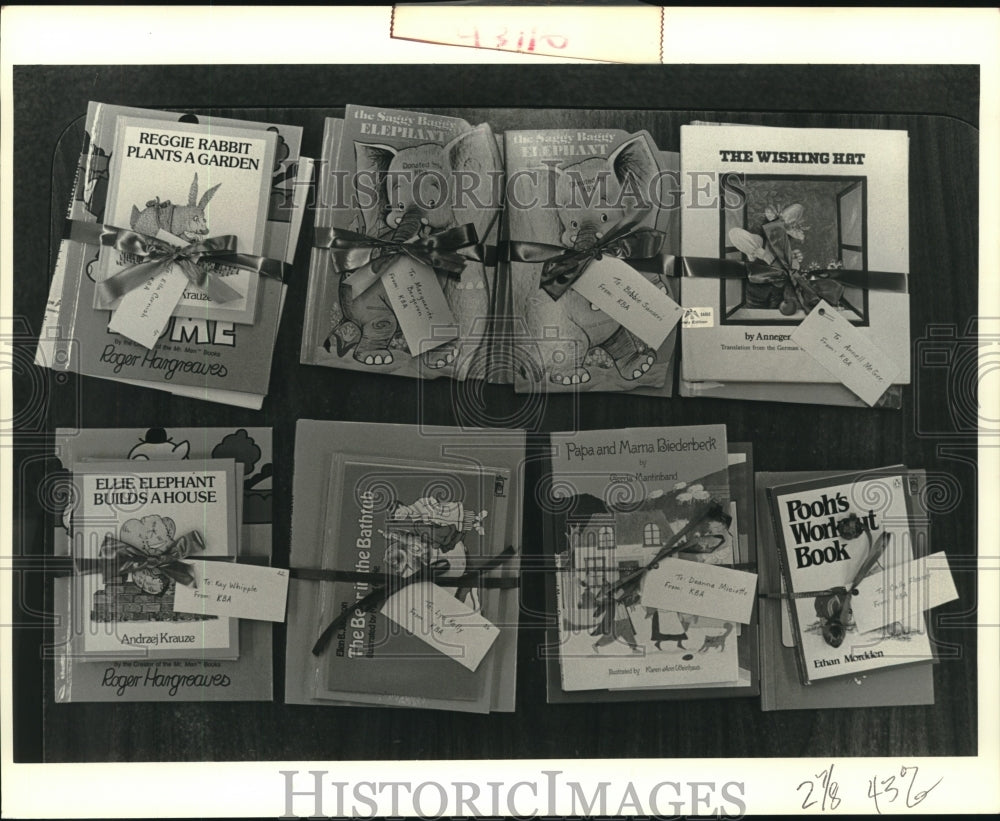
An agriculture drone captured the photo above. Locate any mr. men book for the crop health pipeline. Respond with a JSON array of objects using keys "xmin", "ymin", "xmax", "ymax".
[
  {"xmin": 70, "ymin": 459, "xmax": 240, "ymax": 659},
  {"xmin": 94, "ymin": 117, "xmax": 278, "ymax": 326},
  {"xmin": 680, "ymin": 124, "xmax": 910, "ymax": 391},
  {"xmin": 546, "ymin": 426, "xmax": 740, "ymax": 692},
  {"xmin": 766, "ymin": 469, "xmax": 934, "ymax": 684},
  {"xmin": 309, "ymin": 456, "xmax": 510, "ymax": 711}
]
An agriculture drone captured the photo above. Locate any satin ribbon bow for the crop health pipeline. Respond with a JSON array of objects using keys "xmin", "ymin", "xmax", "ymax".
[
  {"xmin": 315, "ymin": 223, "xmax": 482, "ymax": 295},
  {"xmin": 93, "ymin": 228, "xmax": 244, "ymax": 306},
  {"xmin": 96, "ymin": 530, "xmax": 206, "ymax": 589},
  {"xmin": 509, "ymin": 217, "xmax": 667, "ymax": 300}
]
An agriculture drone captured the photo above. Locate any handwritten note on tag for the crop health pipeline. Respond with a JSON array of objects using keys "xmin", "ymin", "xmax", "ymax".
[
  {"xmin": 107, "ymin": 265, "xmax": 187, "ymax": 348},
  {"xmin": 172, "ymin": 561, "xmax": 289, "ymax": 622},
  {"xmin": 791, "ymin": 300, "xmax": 900, "ymax": 406},
  {"xmin": 641, "ymin": 559, "xmax": 758, "ymax": 624},
  {"xmin": 852, "ymin": 551, "xmax": 958, "ymax": 634},
  {"xmin": 381, "ymin": 581, "xmax": 499, "ymax": 672},
  {"xmin": 572, "ymin": 256, "xmax": 683, "ymax": 349},
  {"xmin": 380, "ymin": 256, "xmax": 458, "ymax": 355}
]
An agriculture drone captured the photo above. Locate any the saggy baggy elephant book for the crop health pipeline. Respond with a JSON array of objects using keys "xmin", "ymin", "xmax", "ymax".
[
  {"xmin": 50, "ymin": 426, "xmax": 277, "ymax": 703},
  {"xmin": 679, "ymin": 124, "xmax": 910, "ymax": 395},
  {"xmin": 765, "ymin": 468, "xmax": 935, "ymax": 684},
  {"xmin": 35, "ymin": 102, "xmax": 308, "ymax": 409},
  {"xmin": 504, "ymin": 129, "xmax": 681, "ymax": 395},
  {"xmin": 301, "ymin": 106, "xmax": 504, "ymax": 381},
  {"xmin": 66, "ymin": 458, "xmax": 241, "ymax": 661},
  {"xmin": 544, "ymin": 425, "xmax": 743, "ymax": 692}
]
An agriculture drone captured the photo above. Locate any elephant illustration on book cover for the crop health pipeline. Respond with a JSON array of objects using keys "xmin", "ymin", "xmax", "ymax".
[
  {"xmin": 324, "ymin": 126, "xmax": 501, "ymax": 377},
  {"xmin": 522, "ymin": 134, "xmax": 672, "ymax": 386}
]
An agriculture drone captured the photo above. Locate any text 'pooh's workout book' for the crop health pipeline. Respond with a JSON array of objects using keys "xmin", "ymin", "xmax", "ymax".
[
  {"xmin": 543, "ymin": 425, "xmax": 753, "ymax": 695},
  {"xmin": 50, "ymin": 427, "xmax": 276, "ymax": 703},
  {"xmin": 286, "ymin": 421, "xmax": 525, "ymax": 713},
  {"xmin": 36, "ymin": 102, "xmax": 311, "ymax": 409},
  {"xmin": 679, "ymin": 123, "xmax": 910, "ymax": 408}
]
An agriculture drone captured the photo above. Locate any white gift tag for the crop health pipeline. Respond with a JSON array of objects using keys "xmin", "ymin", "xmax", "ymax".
[
  {"xmin": 380, "ymin": 581, "xmax": 499, "ymax": 672},
  {"xmin": 107, "ymin": 264, "xmax": 189, "ymax": 349},
  {"xmin": 852, "ymin": 551, "xmax": 958, "ymax": 634},
  {"xmin": 571, "ymin": 256, "xmax": 682, "ymax": 349},
  {"xmin": 790, "ymin": 300, "xmax": 900, "ymax": 406},
  {"xmin": 640, "ymin": 558, "xmax": 758, "ymax": 624},
  {"xmin": 380, "ymin": 256, "xmax": 458, "ymax": 355},
  {"xmin": 172, "ymin": 561, "xmax": 289, "ymax": 622}
]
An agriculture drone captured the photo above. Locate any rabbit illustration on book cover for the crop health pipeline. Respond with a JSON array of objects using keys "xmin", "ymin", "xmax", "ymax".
[{"xmin": 130, "ymin": 173, "xmax": 221, "ymax": 242}]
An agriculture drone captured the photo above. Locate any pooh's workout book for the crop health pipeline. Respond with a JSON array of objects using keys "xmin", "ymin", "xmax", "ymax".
[
  {"xmin": 300, "ymin": 106, "xmax": 504, "ymax": 382},
  {"xmin": 49, "ymin": 427, "xmax": 276, "ymax": 703},
  {"xmin": 66, "ymin": 458, "xmax": 241, "ymax": 661},
  {"xmin": 765, "ymin": 468, "xmax": 935, "ymax": 684}
]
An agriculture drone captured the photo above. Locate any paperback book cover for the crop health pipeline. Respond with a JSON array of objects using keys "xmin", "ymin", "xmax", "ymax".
[
  {"xmin": 766, "ymin": 468, "xmax": 934, "ymax": 684},
  {"xmin": 68, "ymin": 458, "xmax": 240, "ymax": 660},
  {"xmin": 286, "ymin": 420, "xmax": 525, "ymax": 713},
  {"xmin": 35, "ymin": 102, "xmax": 306, "ymax": 408},
  {"xmin": 49, "ymin": 426, "xmax": 275, "ymax": 703},
  {"xmin": 545, "ymin": 425, "xmax": 739, "ymax": 691},
  {"xmin": 679, "ymin": 123, "xmax": 910, "ymax": 389},
  {"xmin": 505, "ymin": 129, "xmax": 680, "ymax": 395},
  {"xmin": 309, "ymin": 456, "xmax": 509, "ymax": 709},
  {"xmin": 546, "ymin": 442, "xmax": 760, "ymax": 704},
  {"xmin": 93, "ymin": 116, "xmax": 278, "ymax": 324},
  {"xmin": 756, "ymin": 470, "xmax": 934, "ymax": 710},
  {"xmin": 301, "ymin": 106, "xmax": 504, "ymax": 381}
]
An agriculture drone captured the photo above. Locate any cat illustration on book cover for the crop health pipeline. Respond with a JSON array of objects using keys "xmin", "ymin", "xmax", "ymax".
[{"xmin": 324, "ymin": 127, "xmax": 501, "ymax": 375}]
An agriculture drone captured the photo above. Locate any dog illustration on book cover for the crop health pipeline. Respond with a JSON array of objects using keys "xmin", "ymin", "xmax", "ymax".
[{"xmin": 324, "ymin": 127, "xmax": 501, "ymax": 375}]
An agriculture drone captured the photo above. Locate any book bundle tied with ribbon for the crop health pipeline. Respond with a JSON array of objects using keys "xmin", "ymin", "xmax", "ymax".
[
  {"xmin": 758, "ymin": 468, "xmax": 956, "ymax": 708},
  {"xmin": 542, "ymin": 425, "xmax": 761, "ymax": 699},
  {"xmin": 49, "ymin": 427, "xmax": 280, "ymax": 703},
  {"xmin": 35, "ymin": 102, "xmax": 312, "ymax": 409},
  {"xmin": 300, "ymin": 106, "xmax": 505, "ymax": 382},
  {"xmin": 286, "ymin": 420, "xmax": 525, "ymax": 713},
  {"xmin": 504, "ymin": 129, "xmax": 683, "ymax": 395},
  {"xmin": 678, "ymin": 123, "xmax": 910, "ymax": 408}
]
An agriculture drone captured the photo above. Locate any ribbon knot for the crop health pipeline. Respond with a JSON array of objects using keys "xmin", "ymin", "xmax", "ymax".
[
  {"xmin": 95, "ymin": 227, "xmax": 245, "ymax": 306},
  {"xmin": 97, "ymin": 530, "xmax": 206, "ymax": 589},
  {"xmin": 316, "ymin": 223, "xmax": 483, "ymax": 295},
  {"xmin": 508, "ymin": 217, "xmax": 668, "ymax": 300}
]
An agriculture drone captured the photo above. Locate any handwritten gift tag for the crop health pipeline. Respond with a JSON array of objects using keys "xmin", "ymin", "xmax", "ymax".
[
  {"xmin": 107, "ymin": 264, "xmax": 188, "ymax": 349},
  {"xmin": 172, "ymin": 561, "xmax": 289, "ymax": 622},
  {"xmin": 852, "ymin": 551, "xmax": 958, "ymax": 634},
  {"xmin": 571, "ymin": 256, "xmax": 683, "ymax": 349},
  {"xmin": 640, "ymin": 559, "xmax": 758, "ymax": 624},
  {"xmin": 379, "ymin": 256, "xmax": 458, "ymax": 355},
  {"xmin": 380, "ymin": 581, "xmax": 499, "ymax": 672},
  {"xmin": 790, "ymin": 300, "xmax": 901, "ymax": 406}
]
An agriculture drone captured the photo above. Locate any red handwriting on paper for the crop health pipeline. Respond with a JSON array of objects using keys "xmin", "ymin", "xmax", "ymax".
[
  {"xmin": 457, "ymin": 26, "xmax": 569, "ymax": 53},
  {"xmin": 867, "ymin": 766, "xmax": 942, "ymax": 814}
]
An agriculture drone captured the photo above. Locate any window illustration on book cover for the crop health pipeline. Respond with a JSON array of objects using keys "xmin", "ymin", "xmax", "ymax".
[
  {"xmin": 309, "ymin": 456, "xmax": 510, "ymax": 706},
  {"xmin": 92, "ymin": 117, "xmax": 278, "ymax": 325},
  {"xmin": 505, "ymin": 129, "xmax": 680, "ymax": 394},
  {"xmin": 766, "ymin": 470, "xmax": 934, "ymax": 683},
  {"xmin": 679, "ymin": 123, "xmax": 909, "ymax": 386},
  {"xmin": 302, "ymin": 106, "xmax": 504, "ymax": 382},
  {"xmin": 547, "ymin": 426, "xmax": 740, "ymax": 691},
  {"xmin": 720, "ymin": 175, "xmax": 868, "ymax": 326},
  {"xmin": 68, "ymin": 459, "xmax": 240, "ymax": 659}
]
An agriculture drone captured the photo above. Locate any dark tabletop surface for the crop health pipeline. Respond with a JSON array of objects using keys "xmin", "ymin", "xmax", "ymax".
[{"xmin": 11, "ymin": 65, "xmax": 980, "ymax": 762}]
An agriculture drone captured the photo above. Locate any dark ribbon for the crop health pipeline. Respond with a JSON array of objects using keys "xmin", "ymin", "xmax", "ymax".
[
  {"xmin": 314, "ymin": 223, "xmax": 484, "ymax": 294},
  {"xmin": 78, "ymin": 530, "xmax": 207, "ymax": 589},
  {"xmin": 679, "ymin": 218, "xmax": 908, "ymax": 305},
  {"xmin": 294, "ymin": 545, "xmax": 518, "ymax": 656},
  {"xmin": 507, "ymin": 217, "xmax": 668, "ymax": 300},
  {"xmin": 66, "ymin": 220, "xmax": 288, "ymax": 306}
]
